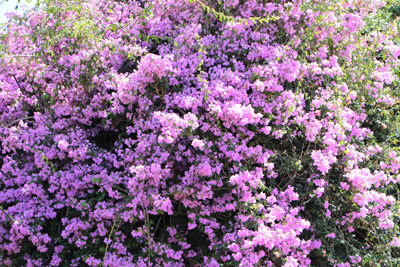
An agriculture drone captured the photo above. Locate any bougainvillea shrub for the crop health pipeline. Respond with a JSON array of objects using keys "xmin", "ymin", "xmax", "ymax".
[{"xmin": 1, "ymin": 0, "xmax": 400, "ymax": 266}]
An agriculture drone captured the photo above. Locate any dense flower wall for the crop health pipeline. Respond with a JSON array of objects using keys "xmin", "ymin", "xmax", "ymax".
[{"xmin": 1, "ymin": 0, "xmax": 400, "ymax": 266}]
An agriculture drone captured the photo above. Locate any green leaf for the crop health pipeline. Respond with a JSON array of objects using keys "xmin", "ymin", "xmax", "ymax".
[{"xmin": 91, "ymin": 177, "xmax": 102, "ymax": 183}]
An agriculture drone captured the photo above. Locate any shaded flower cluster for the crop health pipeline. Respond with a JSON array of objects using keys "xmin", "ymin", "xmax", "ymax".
[{"xmin": 0, "ymin": 0, "xmax": 400, "ymax": 266}]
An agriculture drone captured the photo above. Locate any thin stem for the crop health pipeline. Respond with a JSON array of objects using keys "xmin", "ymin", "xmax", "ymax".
[
  {"xmin": 3, "ymin": 55, "xmax": 68, "ymax": 70},
  {"xmin": 4, "ymin": 116, "xmax": 35, "ymax": 128},
  {"xmin": 12, "ymin": 75, "xmax": 23, "ymax": 91},
  {"xmin": 0, "ymin": 207, "xmax": 15, "ymax": 224},
  {"xmin": 103, "ymin": 220, "xmax": 117, "ymax": 264}
]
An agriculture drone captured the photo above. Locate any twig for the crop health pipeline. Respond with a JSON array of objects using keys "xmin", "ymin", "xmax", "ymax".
[
  {"xmin": 3, "ymin": 55, "xmax": 68, "ymax": 70},
  {"xmin": 103, "ymin": 220, "xmax": 117, "ymax": 264},
  {"xmin": 154, "ymin": 216, "xmax": 162, "ymax": 234},
  {"xmin": 0, "ymin": 207, "xmax": 15, "ymax": 224},
  {"xmin": 3, "ymin": 116, "xmax": 35, "ymax": 128},
  {"xmin": 12, "ymin": 75, "xmax": 23, "ymax": 91}
]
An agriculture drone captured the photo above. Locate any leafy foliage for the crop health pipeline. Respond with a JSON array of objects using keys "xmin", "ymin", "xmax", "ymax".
[{"xmin": 0, "ymin": 0, "xmax": 400, "ymax": 266}]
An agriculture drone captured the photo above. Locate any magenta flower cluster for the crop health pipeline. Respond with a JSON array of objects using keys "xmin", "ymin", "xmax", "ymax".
[{"xmin": 0, "ymin": 0, "xmax": 400, "ymax": 266}]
